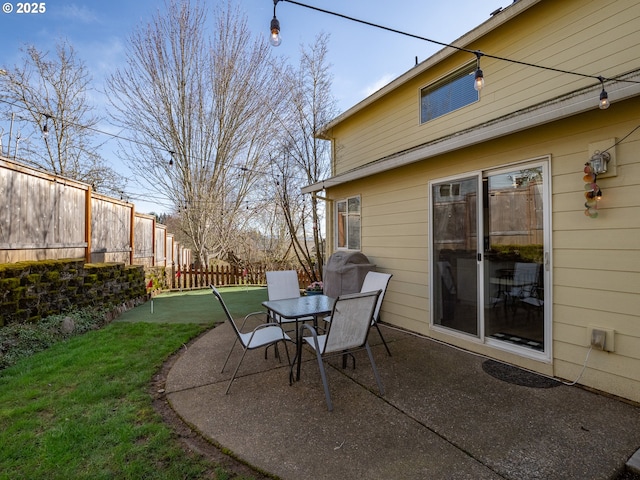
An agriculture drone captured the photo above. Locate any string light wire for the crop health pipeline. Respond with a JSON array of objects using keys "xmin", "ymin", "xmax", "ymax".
[
  {"xmin": 4, "ymin": 1, "xmax": 640, "ymax": 204},
  {"xmin": 274, "ymin": 0, "xmax": 640, "ymax": 87},
  {"xmin": 0, "ymin": 97, "xmax": 311, "ymax": 185}
]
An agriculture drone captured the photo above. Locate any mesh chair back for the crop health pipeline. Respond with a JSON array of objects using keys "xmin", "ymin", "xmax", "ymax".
[
  {"xmin": 210, "ymin": 285, "xmax": 241, "ymax": 338},
  {"xmin": 512, "ymin": 263, "xmax": 540, "ymax": 297},
  {"xmin": 266, "ymin": 270, "xmax": 301, "ymax": 300},
  {"xmin": 323, "ymin": 290, "xmax": 380, "ymax": 354},
  {"xmin": 360, "ymin": 272, "xmax": 392, "ymax": 322}
]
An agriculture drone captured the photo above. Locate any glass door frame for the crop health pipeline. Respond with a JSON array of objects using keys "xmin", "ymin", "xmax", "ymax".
[
  {"xmin": 429, "ymin": 157, "xmax": 552, "ymax": 361},
  {"xmin": 429, "ymin": 170, "xmax": 483, "ymax": 342}
]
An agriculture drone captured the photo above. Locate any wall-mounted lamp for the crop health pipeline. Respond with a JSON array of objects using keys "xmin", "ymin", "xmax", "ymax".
[
  {"xmin": 582, "ymin": 150, "xmax": 610, "ymax": 218},
  {"xmin": 270, "ymin": 0, "xmax": 282, "ymax": 47},
  {"xmin": 589, "ymin": 150, "xmax": 610, "ymax": 175},
  {"xmin": 474, "ymin": 51, "xmax": 485, "ymax": 91},
  {"xmin": 598, "ymin": 76, "xmax": 610, "ymax": 110}
]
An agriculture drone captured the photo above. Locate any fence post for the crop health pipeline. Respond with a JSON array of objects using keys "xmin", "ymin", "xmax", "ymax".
[
  {"xmin": 85, "ymin": 185, "xmax": 92, "ymax": 263},
  {"xmin": 129, "ymin": 206, "xmax": 135, "ymax": 265}
]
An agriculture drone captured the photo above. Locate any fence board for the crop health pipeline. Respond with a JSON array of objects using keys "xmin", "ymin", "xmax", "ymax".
[
  {"xmin": 171, "ymin": 264, "xmax": 314, "ymax": 291},
  {"xmin": 1, "ymin": 157, "xmax": 191, "ymax": 265}
]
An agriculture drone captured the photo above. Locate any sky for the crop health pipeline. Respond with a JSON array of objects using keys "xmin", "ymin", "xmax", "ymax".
[{"xmin": 0, "ymin": 0, "xmax": 502, "ymax": 213}]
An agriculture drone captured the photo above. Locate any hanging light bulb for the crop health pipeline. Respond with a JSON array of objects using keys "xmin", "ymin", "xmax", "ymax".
[
  {"xmin": 269, "ymin": 0, "xmax": 281, "ymax": 47},
  {"xmin": 474, "ymin": 68, "xmax": 484, "ymax": 91},
  {"xmin": 474, "ymin": 51, "xmax": 484, "ymax": 91},
  {"xmin": 598, "ymin": 76, "xmax": 610, "ymax": 110},
  {"xmin": 270, "ymin": 17, "xmax": 281, "ymax": 46},
  {"xmin": 599, "ymin": 89, "xmax": 610, "ymax": 110},
  {"xmin": 42, "ymin": 114, "xmax": 50, "ymax": 139}
]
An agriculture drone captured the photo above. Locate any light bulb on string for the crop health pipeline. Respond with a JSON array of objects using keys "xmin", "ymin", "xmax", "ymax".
[
  {"xmin": 270, "ymin": 17, "xmax": 281, "ymax": 46},
  {"xmin": 598, "ymin": 76, "xmax": 610, "ymax": 110},
  {"xmin": 269, "ymin": 0, "xmax": 281, "ymax": 47},
  {"xmin": 42, "ymin": 114, "xmax": 51, "ymax": 139},
  {"xmin": 474, "ymin": 51, "xmax": 485, "ymax": 91}
]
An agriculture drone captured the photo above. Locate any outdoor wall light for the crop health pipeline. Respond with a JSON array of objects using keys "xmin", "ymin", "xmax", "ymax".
[
  {"xmin": 474, "ymin": 51, "xmax": 485, "ymax": 91},
  {"xmin": 582, "ymin": 151, "xmax": 610, "ymax": 218},
  {"xmin": 589, "ymin": 150, "xmax": 611, "ymax": 175},
  {"xmin": 270, "ymin": 0, "xmax": 282, "ymax": 47}
]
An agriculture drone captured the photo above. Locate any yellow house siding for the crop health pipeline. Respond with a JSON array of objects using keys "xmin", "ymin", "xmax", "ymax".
[
  {"xmin": 550, "ymin": 102, "xmax": 640, "ymax": 400},
  {"xmin": 321, "ymin": 0, "xmax": 640, "ymax": 402},
  {"xmin": 329, "ymin": 0, "xmax": 640, "ymax": 176},
  {"xmin": 325, "ymin": 99, "xmax": 640, "ymax": 402}
]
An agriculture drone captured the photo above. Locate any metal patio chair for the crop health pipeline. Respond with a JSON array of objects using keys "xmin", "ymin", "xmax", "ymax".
[
  {"xmin": 266, "ymin": 269, "xmax": 315, "ymax": 328},
  {"xmin": 211, "ymin": 285, "xmax": 292, "ymax": 394},
  {"xmin": 324, "ymin": 271, "xmax": 393, "ymax": 355},
  {"xmin": 294, "ymin": 290, "xmax": 384, "ymax": 411},
  {"xmin": 504, "ymin": 262, "xmax": 541, "ymax": 316}
]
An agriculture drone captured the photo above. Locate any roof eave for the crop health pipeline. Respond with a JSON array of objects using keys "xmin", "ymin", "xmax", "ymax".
[
  {"xmin": 318, "ymin": 0, "xmax": 542, "ymax": 138},
  {"xmin": 302, "ymin": 73, "xmax": 640, "ymax": 194}
]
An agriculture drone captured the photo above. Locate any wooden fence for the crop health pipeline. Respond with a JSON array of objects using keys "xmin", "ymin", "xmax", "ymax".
[
  {"xmin": 170, "ymin": 264, "xmax": 314, "ymax": 290},
  {"xmin": 0, "ymin": 156, "xmax": 191, "ymax": 266}
]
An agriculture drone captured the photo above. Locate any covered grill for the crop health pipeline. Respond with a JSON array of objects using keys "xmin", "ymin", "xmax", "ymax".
[{"xmin": 323, "ymin": 251, "xmax": 375, "ymax": 299}]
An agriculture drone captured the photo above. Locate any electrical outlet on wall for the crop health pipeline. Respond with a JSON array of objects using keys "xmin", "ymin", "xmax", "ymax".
[
  {"xmin": 591, "ymin": 329, "xmax": 606, "ymax": 350},
  {"xmin": 587, "ymin": 326, "xmax": 615, "ymax": 352}
]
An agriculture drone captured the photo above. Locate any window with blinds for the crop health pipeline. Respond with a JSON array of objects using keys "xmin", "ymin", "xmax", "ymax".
[{"xmin": 420, "ymin": 65, "xmax": 478, "ymax": 123}]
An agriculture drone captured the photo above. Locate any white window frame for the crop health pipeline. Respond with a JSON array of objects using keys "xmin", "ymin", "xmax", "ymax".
[{"xmin": 335, "ymin": 195, "xmax": 361, "ymax": 250}]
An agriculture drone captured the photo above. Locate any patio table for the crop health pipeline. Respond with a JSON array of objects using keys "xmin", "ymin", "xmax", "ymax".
[
  {"xmin": 262, "ymin": 295, "xmax": 336, "ymax": 374},
  {"xmin": 262, "ymin": 294, "xmax": 335, "ymax": 335}
]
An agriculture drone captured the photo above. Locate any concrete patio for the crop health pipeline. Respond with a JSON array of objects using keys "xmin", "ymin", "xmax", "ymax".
[{"xmin": 165, "ymin": 320, "xmax": 640, "ymax": 479}]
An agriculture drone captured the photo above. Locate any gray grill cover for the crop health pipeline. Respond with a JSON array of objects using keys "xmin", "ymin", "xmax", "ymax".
[{"xmin": 323, "ymin": 251, "xmax": 375, "ymax": 299}]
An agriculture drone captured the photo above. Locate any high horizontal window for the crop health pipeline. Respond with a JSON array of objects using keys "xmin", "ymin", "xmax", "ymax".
[{"xmin": 420, "ymin": 65, "xmax": 478, "ymax": 123}]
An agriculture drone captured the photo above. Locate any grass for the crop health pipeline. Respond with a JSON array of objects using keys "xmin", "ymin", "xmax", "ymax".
[
  {"xmin": 0, "ymin": 286, "xmax": 268, "ymax": 480},
  {"xmin": 116, "ymin": 286, "xmax": 267, "ymax": 324}
]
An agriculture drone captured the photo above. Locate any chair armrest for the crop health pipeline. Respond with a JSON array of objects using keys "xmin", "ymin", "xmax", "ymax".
[
  {"xmin": 298, "ymin": 323, "xmax": 321, "ymax": 351},
  {"xmin": 239, "ymin": 310, "xmax": 269, "ymax": 330},
  {"xmin": 246, "ymin": 321, "xmax": 292, "ymax": 344}
]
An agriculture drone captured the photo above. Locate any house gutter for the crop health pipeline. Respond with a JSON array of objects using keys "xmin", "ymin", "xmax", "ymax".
[{"xmin": 302, "ymin": 71, "xmax": 640, "ymax": 194}]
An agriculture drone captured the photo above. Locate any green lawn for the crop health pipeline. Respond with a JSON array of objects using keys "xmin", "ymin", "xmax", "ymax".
[
  {"xmin": 0, "ymin": 286, "xmax": 268, "ymax": 480},
  {"xmin": 116, "ymin": 286, "xmax": 268, "ymax": 324}
]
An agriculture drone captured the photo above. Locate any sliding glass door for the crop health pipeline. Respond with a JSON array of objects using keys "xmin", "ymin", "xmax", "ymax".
[
  {"xmin": 483, "ymin": 165, "xmax": 546, "ymax": 352},
  {"xmin": 431, "ymin": 161, "xmax": 549, "ymax": 356},
  {"xmin": 432, "ymin": 176, "xmax": 479, "ymax": 336}
]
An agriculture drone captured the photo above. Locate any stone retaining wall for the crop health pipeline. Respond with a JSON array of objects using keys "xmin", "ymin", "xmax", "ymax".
[{"xmin": 0, "ymin": 259, "xmax": 147, "ymax": 326}]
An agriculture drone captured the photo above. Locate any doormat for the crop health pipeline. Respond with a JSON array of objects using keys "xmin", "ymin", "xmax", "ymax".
[
  {"xmin": 490, "ymin": 332, "xmax": 544, "ymax": 351},
  {"xmin": 482, "ymin": 360, "xmax": 560, "ymax": 388}
]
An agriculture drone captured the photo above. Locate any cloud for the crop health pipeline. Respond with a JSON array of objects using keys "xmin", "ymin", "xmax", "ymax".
[
  {"xmin": 59, "ymin": 4, "xmax": 99, "ymax": 24},
  {"xmin": 362, "ymin": 73, "xmax": 396, "ymax": 98}
]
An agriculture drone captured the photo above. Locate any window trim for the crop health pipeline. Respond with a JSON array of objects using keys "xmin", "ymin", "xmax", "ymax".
[{"xmin": 335, "ymin": 195, "xmax": 361, "ymax": 251}]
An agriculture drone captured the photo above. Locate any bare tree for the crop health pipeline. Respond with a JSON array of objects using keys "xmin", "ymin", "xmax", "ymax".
[
  {"xmin": 0, "ymin": 40, "xmax": 122, "ymax": 194},
  {"xmin": 272, "ymin": 33, "xmax": 337, "ymax": 281},
  {"xmin": 107, "ymin": 0, "xmax": 286, "ymax": 265}
]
